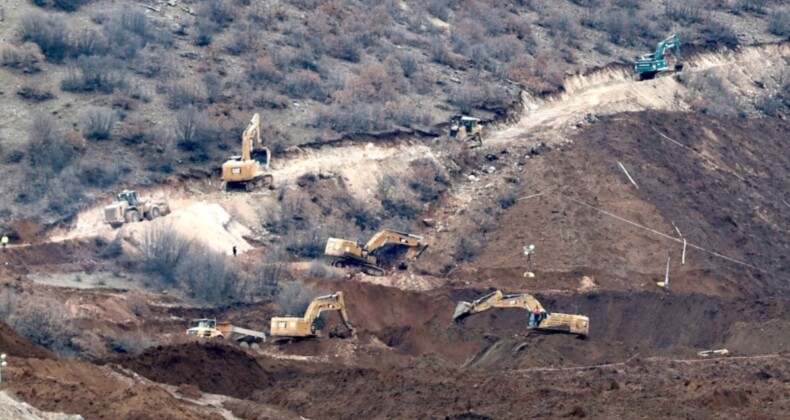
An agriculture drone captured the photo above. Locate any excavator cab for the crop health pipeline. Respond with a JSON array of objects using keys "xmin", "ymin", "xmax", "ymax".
[{"xmin": 634, "ymin": 34, "xmax": 683, "ymax": 81}]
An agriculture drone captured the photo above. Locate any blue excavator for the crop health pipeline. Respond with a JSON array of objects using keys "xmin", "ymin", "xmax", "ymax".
[{"xmin": 634, "ymin": 34, "xmax": 683, "ymax": 81}]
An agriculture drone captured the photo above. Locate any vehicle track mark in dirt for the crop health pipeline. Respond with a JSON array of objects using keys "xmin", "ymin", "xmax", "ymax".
[{"xmin": 490, "ymin": 43, "xmax": 790, "ymax": 145}]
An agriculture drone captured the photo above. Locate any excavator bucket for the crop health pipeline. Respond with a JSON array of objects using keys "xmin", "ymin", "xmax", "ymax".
[{"xmin": 453, "ymin": 301, "xmax": 473, "ymax": 321}]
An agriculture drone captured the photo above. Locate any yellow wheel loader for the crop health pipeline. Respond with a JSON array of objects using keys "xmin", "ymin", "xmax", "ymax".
[
  {"xmin": 186, "ymin": 318, "xmax": 267, "ymax": 345},
  {"xmin": 104, "ymin": 190, "xmax": 170, "ymax": 228},
  {"xmin": 453, "ymin": 290, "xmax": 590, "ymax": 337},
  {"xmin": 324, "ymin": 229, "xmax": 428, "ymax": 276},
  {"xmin": 449, "ymin": 115, "xmax": 483, "ymax": 148},
  {"xmin": 269, "ymin": 292, "xmax": 356, "ymax": 341},
  {"xmin": 221, "ymin": 113, "xmax": 273, "ymax": 192}
]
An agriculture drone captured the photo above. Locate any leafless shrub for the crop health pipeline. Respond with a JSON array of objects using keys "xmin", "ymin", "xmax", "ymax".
[
  {"xmin": 225, "ymin": 23, "xmax": 258, "ymax": 55},
  {"xmin": 136, "ymin": 221, "xmax": 196, "ymax": 286},
  {"xmin": 449, "ymin": 82, "xmax": 511, "ymax": 114},
  {"xmin": 701, "ymin": 19, "xmax": 739, "ymax": 48},
  {"xmin": 194, "ymin": 17, "xmax": 219, "ymax": 46},
  {"xmin": 326, "ymin": 34, "xmax": 363, "ymax": 62},
  {"xmin": 178, "ymin": 246, "xmax": 239, "ymax": 303},
  {"xmin": 1, "ymin": 42, "xmax": 45, "ymax": 73},
  {"xmin": 613, "ymin": 0, "xmax": 640, "ymax": 10},
  {"xmin": 734, "ymin": 0, "xmax": 766, "ymax": 14},
  {"xmin": 664, "ymin": 0, "xmax": 704, "ymax": 24},
  {"xmin": 203, "ymin": 73, "xmax": 223, "ymax": 104},
  {"xmin": 314, "ymin": 104, "xmax": 388, "ymax": 133},
  {"xmin": 455, "ymin": 237, "xmax": 481, "ymax": 262},
  {"xmin": 115, "ymin": 117, "xmax": 154, "ymax": 145},
  {"xmin": 249, "ymin": 55, "xmax": 284, "ymax": 84},
  {"xmin": 76, "ymin": 160, "xmax": 121, "ymax": 188},
  {"xmin": 426, "ymin": 0, "xmax": 451, "ymax": 21},
  {"xmin": 754, "ymin": 95, "xmax": 784, "ymax": 117},
  {"xmin": 172, "ymin": 107, "xmax": 217, "ymax": 159},
  {"xmin": 17, "ymin": 13, "xmax": 70, "ymax": 62},
  {"xmin": 0, "ymin": 291, "xmax": 81, "ymax": 356},
  {"xmin": 285, "ymin": 226, "xmax": 325, "ymax": 259},
  {"xmin": 275, "ymin": 280, "xmax": 316, "ymax": 316},
  {"xmin": 81, "ymin": 106, "xmax": 116, "ymax": 141},
  {"xmin": 254, "ymin": 89, "xmax": 290, "ymax": 110},
  {"xmin": 61, "ymin": 55, "xmax": 127, "ymax": 93},
  {"xmin": 768, "ymin": 10, "xmax": 790, "ymax": 36},
  {"xmin": 397, "ymin": 52, "xmax": 420, "ymax": 78},
  {"xmin": 27, "ymin": 113, "xmax": 79, "ymax": 176},
  {"xmin": 283, "ymin": 70, "xmax": 328, "ymax": 101},
  {"xmin": 51, "ymin": 0, "xmax": 92, "ymax": 12},
  {"xmin": 200, "ymin": 0, "xmax": 236, "ymax": 27},
  {"xmin": 407, "ymin": 158, "xmax": 448, "ymax": 202},
  {"xmin": 70, "ymin": 28, "xmax": 109, "ymax": 57},
  {"xmin": 167, "ymin": 81, "xmax": 207, "ymax": 110}
]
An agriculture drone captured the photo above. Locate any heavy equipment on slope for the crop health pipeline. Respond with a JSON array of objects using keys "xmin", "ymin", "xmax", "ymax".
[
  {"xmin": 186, "ymin": 318, "xmax": 267, "ymax": 345},
  {"xmin": 104, "ymin": 190, "xmax": 170, "ymax": 228},
  {"xmin": 269, "ymin": 292, "xmax": 356, "ymax": 341},
  {"xmin": 324, "ymin": 229, "xmax": 428, "ymax": 276},
  {"xmin": 448, "ymin": 115, "xmax": 483, "ymax": 148},
  {"xmin": 453, "ymin": 290, "xmax": 590, "ymax": 337},
  {"xmin": 221, "ymin": 113, "xmax": 273, "ymax": 191},
  {"xmin": 634, "ymin": 34, "xmax": 683, "ymax": 81}
]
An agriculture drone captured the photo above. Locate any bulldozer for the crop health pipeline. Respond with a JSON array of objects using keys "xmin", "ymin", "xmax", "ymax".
[
  {"xmin": 186, "ymin": 318, "xmax": 266, "ymax": 345},
  {"xmin": 448, "ymin": 115, "xmax": 483, "ymax": 148},
  {"xmin": 104, "ymin": 190, "xmax": 170, "ymax": 228},
  {"xmin": 324, "ymin": 229, "xmax": 428, "ymax": 276},
  {"xmin": 221, "ymin": 113, "xmax": 273, "ymax": 191},
  {"xmin": 634, "ymin": 34, "xmax": 683, "ymax": 81},
  {"xmin": 269, "ymin": 292, "xmax": 356, "ymax": 341},
  {"xmin": 453, "ymin": 290, "xmax": 590, "ymax": 337}
]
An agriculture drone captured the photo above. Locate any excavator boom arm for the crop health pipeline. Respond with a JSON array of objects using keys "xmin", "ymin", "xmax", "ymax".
[
  {"xmin": 240, "ymin": 113, "xmax": 260, "ymax": 162},
  {"xmin": 364, "ymin": 229, "xmax": 426, "ymax": 256}
]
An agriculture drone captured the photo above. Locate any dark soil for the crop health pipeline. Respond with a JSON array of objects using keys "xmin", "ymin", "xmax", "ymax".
[{"xmin": 107, "ymin": 342, "xmax": 271, "ymax": 399}]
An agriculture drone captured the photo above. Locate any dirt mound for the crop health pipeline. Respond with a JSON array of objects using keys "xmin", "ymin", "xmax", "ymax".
[
  {"xmin": 6, "ymin": 358, "xmax": 212, "ymax": 419},
  {"xmin": 0, "ymin": 391, "xmax": 79, "ymax": 420},
  {"xmin": 0, "ymin": 322, "xmax": 53, "ymax": 359},
  {"xmin": 252, "ymin": 353, "xmax": 789, "ymax": 419},
  {"xmin": 110, "ymin": 342, "xmax": 270, "ymax": 399}
]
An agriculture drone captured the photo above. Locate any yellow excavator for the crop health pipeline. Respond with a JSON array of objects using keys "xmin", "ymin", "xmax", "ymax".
[
  {"xmin": 221, "ymin": 113, "xmax": 273, "ymax": 191},
  {"xmin": 453, "ymin": 290, "xmax": 590, "ymax": 337},
  {"xmin": 269, "ymin": 292, "xmax": 356, "ymax": 341},
  {"xmin": 324, "ymin": 229, "xmax": 428, "ymax": 276}
]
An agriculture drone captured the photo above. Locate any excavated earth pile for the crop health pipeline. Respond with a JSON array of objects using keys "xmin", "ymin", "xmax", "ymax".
[{"xmin": 107, "ymin": 342, "xmax": 271, "ymax": 399}]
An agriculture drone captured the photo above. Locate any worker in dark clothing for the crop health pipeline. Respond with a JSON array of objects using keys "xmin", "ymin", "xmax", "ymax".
[{"xmin": 232, "ymin": 246, "xmax": 237, "ymax": 257}]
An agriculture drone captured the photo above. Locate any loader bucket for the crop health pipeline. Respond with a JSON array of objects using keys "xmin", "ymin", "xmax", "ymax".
[{"xmin": 453, "ymin": 301, "xmax": 473, "ymax": 321}]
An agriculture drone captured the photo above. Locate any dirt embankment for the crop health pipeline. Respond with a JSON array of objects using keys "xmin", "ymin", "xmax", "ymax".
[
  {"xmin": 107, "ymin": 342, "xmax": 271, "ymax": 399},
  {"xmin": 469, "ymin": 111, "xmax": 790, "ymax": 297},
  {"xmin": 0, "ymin": 322, "xmax": 54, "ymax": 359}
]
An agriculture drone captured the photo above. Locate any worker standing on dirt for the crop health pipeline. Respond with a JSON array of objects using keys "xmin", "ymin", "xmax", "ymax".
[
  {"xmin": 232, "ymin": 246, "xmax": 237, "ymax": 257},
  {"xmin": 1, "ymin": 235, "xmax": 8, "ymax": 251}
]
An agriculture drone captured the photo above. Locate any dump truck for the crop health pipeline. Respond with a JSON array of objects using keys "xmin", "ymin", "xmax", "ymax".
[
  {"xmin": 269, "ymin": 292, "xmax": 356, "ymax": 341},
  {"xmin": 186, "ymin": 318, "xmax": 266, "ymax": 344},
  {"xmin": 221, "ymin": 113, "xmax": 273, "ymax": 191},
  {"xmin": 449, "ymin": 115, "xmax": 483, "ymax": 148},
  {"xmin": 324, "ymin": 229, "xmax": 428, "ymax": 276},
  {"xmin": 104, "ymin": 190, "xmax": 170, "ymax": 228},
  {"xmin": 634, "ymin": 34, "xmax": 683, "ymax": 81},
  {"xmin": 454, "ymin": 290, "xmax": 590, "ymax": 337}
]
